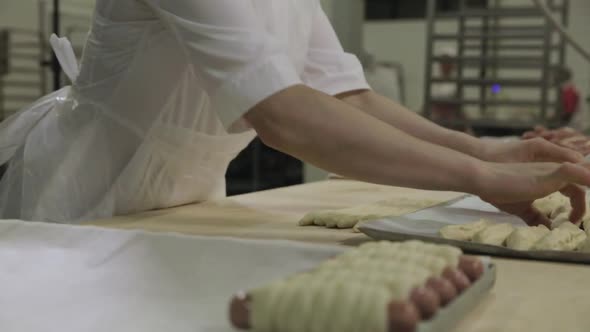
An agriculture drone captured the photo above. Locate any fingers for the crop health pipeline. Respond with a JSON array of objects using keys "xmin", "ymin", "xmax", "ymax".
[
  {"xmin": 523, "ymin": 126, "xmax": 548, "ymax": 139},
  {"xmin": 491, "ymin": 202, "xmax": 552, "ymax": 227},
  {"xmin": 515, "ymin": 205, "xmax": 553, "ymax": 227},
  {"xmin": 576, "ymin": 147, "xmax": 590, "ymax": 157},
  {"xmin": 528, "ymin": 138, "xmax": 583, "ymax": 163},
  {"xmin": 559, "ymin": 184, "xmax": 587, "ymax": 223},
  {"xmin": 522, "ymin": 127, "xmax": 581, "ymax": 142},
  {"xmin": 539, "ymin": 132, "xmax": 557, "ymax": 140},
  {"xmin": 555, "ymin": 162, "xmax": 590, "ymax": 188},
  {"xmin": 548, "ymin": 163, "xmax": 590, "ymax": 223},
  {"xmin": 560, "ymin": 136, "xmax": 587, "ymax": 146},
  {"xmin": 556, "ymin": 137, "xmax": 590, "ymax": 156},
  {"xmin": 534, "ymin": 125, "xmax": 548, "ymax": 133},
  {"xmin": 553, "ymin": 127, "xmax": 579, "ymax": 140},
  {"xmin": 522, "ymin": 131, "xmax": 538, "ymax": 139}
]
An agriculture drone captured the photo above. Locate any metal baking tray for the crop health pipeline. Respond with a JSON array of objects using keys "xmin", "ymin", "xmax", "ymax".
[
  {"xmin": 358, "ymin": 195, "xmax": 590, "ymax": 265},
  {"xmin": 417, "ymin": 260, "xmax": 495, "ymax": 332}
]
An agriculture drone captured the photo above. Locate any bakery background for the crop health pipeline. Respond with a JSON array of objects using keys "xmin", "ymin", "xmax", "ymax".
[{"xmin": 0, "ymin": 0, "xmax": 589, "ymax": 193}]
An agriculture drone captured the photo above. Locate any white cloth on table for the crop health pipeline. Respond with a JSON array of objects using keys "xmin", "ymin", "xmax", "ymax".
[{"xmin": 0, "ymin": 219, "xmax": 343, "ymax": 332}]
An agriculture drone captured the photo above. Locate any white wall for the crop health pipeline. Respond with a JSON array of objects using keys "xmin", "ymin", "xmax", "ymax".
[
  {"xmin": 0, "ymin": 1, "xmax": 39, "ymax": 30},
  {"xmin": 0, "ymin": 0, "xmax": 37, "ymax": 29},
  {"xmin": 0, "ymin": 0, "xmax": 94, "ymax": 30},
  {"xmin": 365, "ymin": 20, "xmax": 430, "ymax": 111}
]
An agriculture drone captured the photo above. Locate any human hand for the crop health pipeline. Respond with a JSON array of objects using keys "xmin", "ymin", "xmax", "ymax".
[
  {"xmin": 480, "ymin": 137, "xmax": 583, "ymax": 164},
  {"xmin": 475, "ymin": 162, "xmax": 590, "ymax": 226},
  {"xmin": 522, "ymin": 126, "xmax": 580, "ymax": 141},
  {"xmin": 522, "ymin": 126, "xmax": 590, "ymax": 156},
  {"xmin": 557, "ymin": 136, "xmax": 590, "ymax": 156}
]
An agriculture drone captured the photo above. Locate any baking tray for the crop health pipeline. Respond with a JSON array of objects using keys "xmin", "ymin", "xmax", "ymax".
[
  {"xmin": 417, "ymin": 260, "xmax": 495, "ymax": 332},
  {"xmin": 243, "ymin": 258, "xmax": 495, "ymax": 332},
  {"xmin": 358, "ymin": 195, "xmax": 590, "ymax": 265}
]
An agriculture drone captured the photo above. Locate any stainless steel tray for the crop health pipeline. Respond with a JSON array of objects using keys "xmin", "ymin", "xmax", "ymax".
[
  {"xmin": 246, "ymin": 257, "xmax": 495, "ymax": 332},
  {"xmin": 417, "ymin": 261, "xmax": 496, "ymax": 332},
  {"xmin": 358, "ymin": 193, "xmax": 590, "ymax": 265}
]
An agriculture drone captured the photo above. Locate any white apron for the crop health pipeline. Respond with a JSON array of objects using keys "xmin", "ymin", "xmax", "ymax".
[
  {"xmin": 0, "ymin": 35, "xmax": 255, "ymax": 222},
  {"xmin": 0, "ymin": 0, "xmax": 368, "ymax": 223}
]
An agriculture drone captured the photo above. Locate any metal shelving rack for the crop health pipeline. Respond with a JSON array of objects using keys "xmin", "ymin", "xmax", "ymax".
[
  {"xmin": 39, "ymin": 0, "xmax": 93, "ymax": 91},
  {"xmin": 0, "ymin": 1, "xmax": 93, "ymax": 121},
  {"xmin": 423, "ymin": 0, "xmax": 570, "ymax": 132},
  {"xmin": 0, "ymin": 28, "xmax": 44, "ymax": 121}
]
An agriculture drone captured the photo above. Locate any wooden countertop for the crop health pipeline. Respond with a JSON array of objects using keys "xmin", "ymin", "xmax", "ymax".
[{"xmin": 92, "ymin": 180, "xmax": 590, "ymax": 332}]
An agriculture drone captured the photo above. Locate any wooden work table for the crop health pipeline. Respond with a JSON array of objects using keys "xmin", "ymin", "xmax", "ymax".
[{"xmin": 93, "ymin": 180, "xmax": 590, "ymax": 332}]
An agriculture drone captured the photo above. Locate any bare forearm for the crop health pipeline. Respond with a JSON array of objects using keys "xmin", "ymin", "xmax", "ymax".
[
  {"xmin": 339, "ymin": 90, "xmax": 486, "ymax": 159},
  {"xmin": 246, "ymin": 85, "xmax": 484, "ymax": 193}
]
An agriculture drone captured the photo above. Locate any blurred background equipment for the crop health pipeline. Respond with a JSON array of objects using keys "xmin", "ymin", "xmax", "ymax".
[
  {"xmin": 423, "ymin": 0, "xmax": 571, "ymax": 136},
  {"xmin": 39, "ymin": 0, "xmax": 93, "ymax": 90},
  {"xmin": 531, "ymin": 0, "xmax": 590, "ymax": 62},
  {"xmin": 0, "ymin": 0, "xmax": 92, "ymax": 122},
  {"xmin": 0, "ymin": 27, "xmax": 43, "ymax": 122}
]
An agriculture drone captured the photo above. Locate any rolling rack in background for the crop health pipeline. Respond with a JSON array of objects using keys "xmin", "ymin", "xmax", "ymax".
[
  {"xmin": 0, "ymin": 0, "xmax": 93, "ymax": 121},
  {"xmin": 423, "ymin": 0, "xmax": 569, "ymax": 136},
  {"xmin": 0, "ymin": 0, "xmax": 93, "ymax": 180},
  {"xmin": 0, "ymin": 28, "xmax": 44, "ymax": 121},
  {"xmin": 38, "ymin": 0, "xmax": 93, "ymax": 90}
]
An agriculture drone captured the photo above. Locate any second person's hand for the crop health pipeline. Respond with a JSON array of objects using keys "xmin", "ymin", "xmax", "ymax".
[{"xmin": 480, "ymin": 137, "xmax": 583, "ymax": 164}]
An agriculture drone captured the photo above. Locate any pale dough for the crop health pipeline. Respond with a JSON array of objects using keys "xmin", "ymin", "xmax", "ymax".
[
  {"xmin": 249, "ymin": 241, "xmax": 463, "ymax": 332},
  {"xmin": 442, "ymin": 219, "xmax": 588, "ymax": 252},
  {"xmin": 532, "ymin": 192, "xmax": 589, "ymax": 229},
  {"xmin": 439, "ymin": 219, "xmax": 491, "ymax": 242},
  {"xmin": 437, "ymin": 191, "xmax": 590, "ymax": 252},
  {"xmin": 532, "ymin": 192, "xmax": 570, "ymax": 219},
  {"xmin": 506, "ymin": 225, "xmax": 550, "ymax": 251},
  {"xmin": 584, "ymin": 215, "xmax": 590, "ymax": 238},
  {"xmin": 299, "ymin": 198, "xmax": 440, "ymax": 231},
  {"xmin": 551, "ymin": 211, "xmax": 572, "ymax": 229},
  {"xmin": 532, "ymin": 222, "xmax": 587, "ymax": 251},
  {"xmin": 472, "ymin": 223, "xmax": 515, "ymax": 246},
  {"xmin": 522, "ymin": 192, "xmax": 590, "ymax": 242},
  {"xmin": 578, "ymin": 238, "xmax": 590, "ymax": 253},
  {"xmin": 550, "ymin": 205, "xmax": 569, "ymax": 219}
]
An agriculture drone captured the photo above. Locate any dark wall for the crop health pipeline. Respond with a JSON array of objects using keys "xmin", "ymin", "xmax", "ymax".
[
  {"xmin": 366, "ymin": 0, "xmax": 488, "ymax": 20},
  {"xmin": 225, "ymin": 138, "xmax": 303, "ymax": 196}
]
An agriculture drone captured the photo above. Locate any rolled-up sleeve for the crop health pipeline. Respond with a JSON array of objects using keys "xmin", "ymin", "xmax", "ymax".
[
  {"xmin": 301, "ymin": 7, "xmax": 371, "ymax": 96},
  {"xmin": 144, "ymin": 0, "xmax": 302, "ymax": 128}
]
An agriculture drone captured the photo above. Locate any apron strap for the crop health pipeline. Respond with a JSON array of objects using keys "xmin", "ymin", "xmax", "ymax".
[
  {"xmin": 0, "ymin": 34, "xmax": 76, "ymax": 165},
  {"xmin": 49, "ymin": 34, "xmax": 80, "ymax": 83}
]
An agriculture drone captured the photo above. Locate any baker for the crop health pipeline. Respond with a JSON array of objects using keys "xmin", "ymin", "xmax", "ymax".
[{"xmin": 0, "ymin": 0, "xmax": 588, "ymax": 226}]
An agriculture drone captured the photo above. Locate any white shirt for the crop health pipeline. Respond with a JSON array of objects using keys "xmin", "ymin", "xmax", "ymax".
[{"xmin": 0, "ymin": 0, "xmax": 369, "ymax": 222}]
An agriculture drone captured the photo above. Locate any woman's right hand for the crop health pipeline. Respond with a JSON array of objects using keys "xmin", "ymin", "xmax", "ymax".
[
  {"xmin": 475, "ymin": 161, "xmax": 590, "ymax": 226},
  {"xmin": 522, "ymin": 126, "xmax": 580, "ymax": 141}
]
